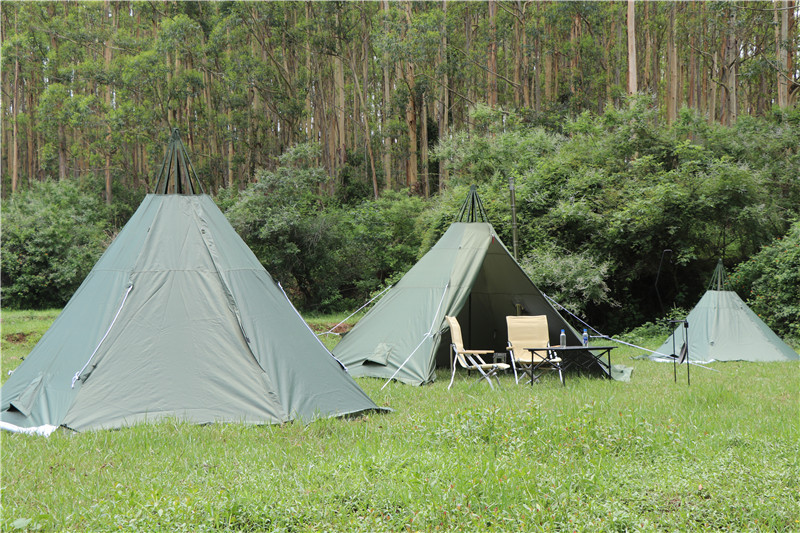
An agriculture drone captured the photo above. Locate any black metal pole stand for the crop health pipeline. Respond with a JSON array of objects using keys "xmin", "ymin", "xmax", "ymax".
[
  {"xmin": 684, "ymin": 320, "xmax": 690, "ymax": 386},
  {"xmin": 669, "ymin": 318, "xmax": 690, "ymax": 385}
]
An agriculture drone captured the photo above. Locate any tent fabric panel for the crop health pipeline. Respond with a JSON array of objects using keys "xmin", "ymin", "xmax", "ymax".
[
  {"xmin": 657, "ymin": 290, "xmax": 798, "ymax": 362},
  {"xmin": 87, "ymin": 195, "xmax": 163, "ymax": 272},
  {"xmin": 0, "ymin": 270, "xmax": 132, "ymax": 428},
  {"xmin": 727, "ymin": 292, "xmax": 799, "ymax": 361},
  {"xmin": 341, "ymin": 286, "xmax": 453, "ymax": 385},
  {"xmin": 335, "ymin": 223, "xmax": 494, "ymax": 385},
  {"xmin": 190, "ymin": 195, "xmax": 268, "ymax": 272},
  {"xmin": 63, "ymin": 270, "xmax": 288, "ymax": 431},
  {"xmin": 190, "ymin": 193, "xmax": 381, "ymax": 419},
  {"xmin": 223, "ymin": 268, "xmax": 381, "ymax": 421}
]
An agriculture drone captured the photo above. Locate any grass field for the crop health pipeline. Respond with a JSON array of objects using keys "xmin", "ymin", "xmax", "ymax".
[{"xmin": 1, "ymin": 309, "xmax": 798, "ymax": 532}]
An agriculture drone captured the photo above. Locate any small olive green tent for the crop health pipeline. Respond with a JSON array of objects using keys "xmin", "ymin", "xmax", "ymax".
[
  {"xmin": 656, "ymin": 260, "xmax": 799, "ymax": 363},
  {"xmin": 0, "ymin": 130, "xmax": 382, "ymax": 435},
  {"xmin": 333, "ymin": 187, "xmax": 609, "ymax": 385}
]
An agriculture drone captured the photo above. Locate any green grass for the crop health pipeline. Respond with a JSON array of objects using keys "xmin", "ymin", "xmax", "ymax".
[{"xmin": 1, "ymin": 309, "xmax": 798, "ymax": 532}]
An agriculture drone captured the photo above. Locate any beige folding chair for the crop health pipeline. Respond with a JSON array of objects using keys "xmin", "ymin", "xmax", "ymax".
[
  {"xmin": 506, "ymin": 315, "xmax": 564, "ymax": 386},
  {"xmin": 445, "ymin": 316, "xmax": 509, "ymax": 390}
]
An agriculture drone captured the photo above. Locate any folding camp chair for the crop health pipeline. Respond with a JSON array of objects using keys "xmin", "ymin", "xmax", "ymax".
[
  {"xmin": 445, "ymin": 316, "xmax": 509, "ymax": 390},
  {"xmin": 506, "ymin": 315, "xmax": 564, "ymax": 385}
]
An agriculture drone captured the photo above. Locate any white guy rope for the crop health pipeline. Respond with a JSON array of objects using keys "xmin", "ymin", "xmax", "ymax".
[
  {"xmin": 541, "ymin": 292, "xmax": 718, "ymax": 372},
  {"xmin": 381, "ymin": 282, "xmax": 450, "ymax": 390},
  {"xmin": 317, "ymin": 284, "xmax": 394, "ymax": 336},
  {"xmin": 277, "ymin": 282, "xmax": 349, "ymax": 371},
  {"xmin": 72, "ymin": 283, "xmax": 133, "ymax": 388}
]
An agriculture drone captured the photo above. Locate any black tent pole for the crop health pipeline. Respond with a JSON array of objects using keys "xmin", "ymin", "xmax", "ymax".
[
  {"xmin": 685, "ymin": 321, "xmax": 690, "ymax": 386},
  {"xmin": 673, "ymin": 325, "xmax": 677, "ymax": 383}
]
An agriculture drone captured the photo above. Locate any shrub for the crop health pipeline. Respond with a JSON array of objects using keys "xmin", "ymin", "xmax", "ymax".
[
  {"xmin": 729, "ymin": 220, "xmax": 800, "ymax": 340},
  {"xmin": 223, "ymin": 144, "xmax": 428, "ymax": 312},
  {"xmin": 1, "ymin": 180, "xmax": 110, "ymax": 309}
]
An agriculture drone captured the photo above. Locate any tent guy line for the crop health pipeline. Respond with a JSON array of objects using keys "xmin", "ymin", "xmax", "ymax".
[
  {"xmin": 317, "ymin": 284, "xmax": 395, "ymax": 337},
  {"xmin": 381, "ymin": 282, "xmax": 450, "ymax": 390},
  {"xmin": 72, "ymin": 283, "xmax": 134, "ymax": 388},
  {"xmin": 277, "ymin": 281, "xmax": 349, "ymax": 371},
  {"xmin": 541, "ymin": 291, "xmax": 719, "ymax": 372}
]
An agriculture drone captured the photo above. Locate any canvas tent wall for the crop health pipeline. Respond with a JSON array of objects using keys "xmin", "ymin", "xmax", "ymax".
[
  {"xmin": 0, "ymin": 131, "xmax": 382, "ymax": 434},
  {"xmin": 333, "ymin": 190, "xmax": 608, "ymax": 385},
  {"xmin": 656, "ymin": 261, "xmax": 798, "ymax": 363}
]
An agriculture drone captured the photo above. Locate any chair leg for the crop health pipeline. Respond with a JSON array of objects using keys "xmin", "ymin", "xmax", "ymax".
[{"xmin": 448, "ymin": 345, "xmax": 458, "ymax": 390}]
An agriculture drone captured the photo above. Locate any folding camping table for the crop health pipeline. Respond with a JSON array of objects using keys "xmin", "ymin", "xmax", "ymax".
[{"xmin": 525, "ymin": 345, "xmax": 617, "ymax": 381}]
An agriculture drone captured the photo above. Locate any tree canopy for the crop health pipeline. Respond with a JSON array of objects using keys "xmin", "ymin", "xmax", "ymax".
[
  {"xmin": 2, "ymin": 1, "xmax": 798, "ymax": 198},
  {"xmin": 1, "ymin": 1, "xmax": 799, "ymax": 338}
]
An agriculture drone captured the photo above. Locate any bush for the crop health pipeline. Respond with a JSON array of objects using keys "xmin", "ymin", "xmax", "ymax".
[
  {"xmin": 1, "ymin": 180, "xmax": 110, "ymax": 309},
  {"xmin": 519, "ymin": 247, "xmax": 616, "ymax": 316},
  {"xmin": 223, "ymin": 143, "xmax": 429, "ymax": 312},
  {"xmin": 729, "ymin": 220, "xmax": 800, "ymax": 340}
]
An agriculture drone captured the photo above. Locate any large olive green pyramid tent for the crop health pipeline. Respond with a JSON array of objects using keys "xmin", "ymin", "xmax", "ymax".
[
  {"xmin": 656, "ymin": 260, "xmax": 798, "ymax": 363},
  {"xmin": 333, "ymin": 187, "xmax": 609, "ymax": 385},
  {"xmin": 0, "ymin": 130, "xmax": 382, "ymax": 435}
]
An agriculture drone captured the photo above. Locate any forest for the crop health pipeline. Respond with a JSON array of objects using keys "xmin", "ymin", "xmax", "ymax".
[{"xmin": 1, "ymin": 1, "xmax": 799, "ymax": 338}]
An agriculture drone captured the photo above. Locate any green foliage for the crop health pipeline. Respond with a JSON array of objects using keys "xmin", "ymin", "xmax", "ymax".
[
  {"xmin": 224, "ymin": 144, "xmax": 427, "ymax": 312},
  {"xmin": 224, "ymin": 143, "xmax": 339, "ymax": 308},
  {"xmin": 520, "ymin": 247, "xmax": 616, "ymax": 316},
  {"xmin": 729, "ymin": 220, "xmax": 800, "ymax": 341},
  {"xmin": 1, "ymin": 180, "xmax": 110, "ymax": 309},
  {"xmin": 433, "ymin": 100, "xmax": 800, "ymax": 331},
  {"xmin": 617, "ymin": 306, "xmax": 691, "ymax": 347}
]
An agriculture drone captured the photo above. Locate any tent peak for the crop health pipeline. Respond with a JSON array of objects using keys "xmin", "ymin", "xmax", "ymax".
[
  {"xmin": 456, "ymin": 185, "xmax": 489, "ymax": 223},
  {"xmin": 708, "ymin": 259, "xmax": 728, "ymax": 291},
  {"xmin": 153, "ymin": 128, "xmax": 205, "ymax": 195}
]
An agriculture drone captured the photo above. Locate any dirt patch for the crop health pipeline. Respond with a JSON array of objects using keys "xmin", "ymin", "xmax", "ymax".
[
  {"xmin": 4, "ymin": 332, "xmax": 31, "ymax": 344},
  {"xmin": 308, "ymin": 323, "xmax": 353, "ymax": 335}
]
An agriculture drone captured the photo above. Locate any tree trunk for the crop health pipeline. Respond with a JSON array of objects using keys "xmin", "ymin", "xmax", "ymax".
[
  {"xmin": 27, "ymin": 91, "xmax": 35, "ymax": 185},
  {"xmin": 709, "ymin": 49, "xmax": 718, "ymax": 124},
  {"xmin": 544, "ymin": 12, "xmax": 554, "ymax": 103},
  {"xmin": 688, "ymin": 2, "xmax": 698, "ymax": 110},
  {"xmin": 570, "ymin": 13, "xmax": 580, "ymax": 95},
  {"xmin": 403, "ymin": 0, "xmax": 418, "ymax": 192},
  {"xmin": 11, "ymin": 11, "xmax": 20, "ymax": 193},
  {"xmin": 777, "ymin": 0, "xmax": 790, "ymax": 108},
  {"xmin": 104, "ymin": 0, "xmax": 114, "ymax": 204},
  {"xmin": 513, "ymin": 1, "xmax": 523, "ymax": 107},
  {"xmin": 724, "ymin": 7, "xmax": 738, "ymax": 125},
  {"xmin": 334, "ymin": 9, "xmax": 347, "ymax": 173},
  {"xmin": 627, "ymin": 0, "xmax": 638, "ymax": 96},
  {"xmin": 465, "ymin": 5, "xmax": 475, "ymax": 136},
  {"xmin": 487, "ymin": 0, "xmax": 498, "ymax": 107},
  {"xmin": 382, "ymin": 0, "xmax": 393, "ymax": 191},
  {"xmin": 534, "ymin": 2, "xmax": 542, "ymax": 111},
  {"xmin": 421, "ymin": 93, "xmax": 429, "ymax": 198},
  {"xmin": 437, "ymin": 0, "xmax": 449, "ymax": 190},
  {"xmin": 666, "ymin": 3, "xmax": 678, "ymax": 123}
]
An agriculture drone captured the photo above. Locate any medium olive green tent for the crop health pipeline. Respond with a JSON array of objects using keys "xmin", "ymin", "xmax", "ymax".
[
  {"xmin": 656, "ymin": 260, "xmax": 799, "ymax": 363},
  {"xmin": 333, "ymin": 187, "xmax": 609, "ymax": 385},
  {"xmin": 0, "ymin": 130, "xmax": 382, "ymax": 435}
]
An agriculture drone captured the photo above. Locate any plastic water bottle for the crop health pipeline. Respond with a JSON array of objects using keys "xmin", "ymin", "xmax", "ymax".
[
  {"xmin": 560, "ymin": 329, "xmax": 567, "ymax": 347},
  {"xmin": 582, "ymin": 329, "xmax": 589, "ymax": 346}
]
